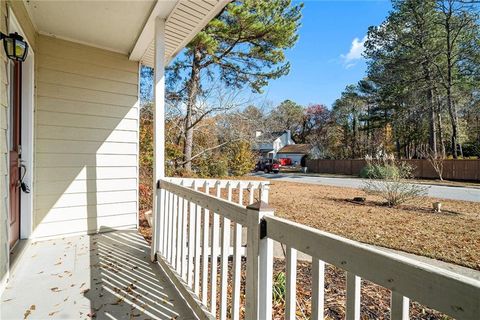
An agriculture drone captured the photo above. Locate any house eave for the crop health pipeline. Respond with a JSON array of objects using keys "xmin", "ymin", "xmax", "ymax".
[{"xmin": 135, "ymin": 0, "xmax": 230, "ymax": 67}]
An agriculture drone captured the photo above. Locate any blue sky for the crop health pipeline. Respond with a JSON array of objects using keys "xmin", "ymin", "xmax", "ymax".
[
  {"xmin": 255, "ymin": 0, "xmax": 392, "ymax": 108},
  {"xmin": 141, "ymin": 1, "xmax": 393, "ymax": 108}
]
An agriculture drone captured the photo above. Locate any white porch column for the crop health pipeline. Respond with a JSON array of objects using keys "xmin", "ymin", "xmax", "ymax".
[{"xmin": 151, "ymin": 17, "xmax": 166, "ymax": 261}]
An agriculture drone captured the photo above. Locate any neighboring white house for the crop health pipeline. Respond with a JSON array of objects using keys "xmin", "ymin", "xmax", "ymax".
[
  {"xmin": 276, "ymin": 144, "xmax": 313, "ymax": 165},
  {"xmin": 253, "ymin": 130, "xmax": 295, "ymax": 158}
]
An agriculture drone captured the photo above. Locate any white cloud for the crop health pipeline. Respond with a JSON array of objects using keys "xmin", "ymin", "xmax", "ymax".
[{"xmin": 341, "ymin": 35, "xmax": 367, "ymax": 69}]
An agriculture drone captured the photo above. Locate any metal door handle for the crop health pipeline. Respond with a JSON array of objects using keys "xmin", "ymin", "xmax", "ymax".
[{"xmin": 19, "ymin": 163, "xmax": 30, "ymax": 193}]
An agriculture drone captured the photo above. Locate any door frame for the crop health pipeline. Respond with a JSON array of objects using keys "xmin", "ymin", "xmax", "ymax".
[{"xmin": 7, "ymin": 9, "xmax": 35, "ymax": 242}]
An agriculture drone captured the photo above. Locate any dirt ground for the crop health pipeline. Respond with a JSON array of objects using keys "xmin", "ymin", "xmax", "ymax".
[{"xmin": 267, "ymin": 180, "xmax": 480, "ymax": 271}]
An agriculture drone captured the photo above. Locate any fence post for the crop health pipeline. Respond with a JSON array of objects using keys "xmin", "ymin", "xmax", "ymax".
[
  {"xmin": 259, "ymin": 183, "xmax": 270, "ymax": 204},
  {"xmin": 151, "ymin": 179, "xmax": 164, "ymax": 262},
  {"xmin": 245, "ymin": 201, "xmax": 274, "ymax": 320}
]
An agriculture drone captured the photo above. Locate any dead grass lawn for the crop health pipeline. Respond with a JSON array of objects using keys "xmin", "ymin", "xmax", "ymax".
[{"xmin": 267, "ymin": 181, "xmax": 480, "ymax": 270}]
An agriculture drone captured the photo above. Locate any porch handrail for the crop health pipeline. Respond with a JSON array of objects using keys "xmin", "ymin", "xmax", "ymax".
[
  {"xmin": 152, "ymin": 177, "xmax": 480, "ymax": 320},
  {"xmin": 153, "ymin": 177, "xmax": 271, "ymax": 320},
  {"xmin": 264, "ymin": 215, "xmax": 480, "ymax": 320}
]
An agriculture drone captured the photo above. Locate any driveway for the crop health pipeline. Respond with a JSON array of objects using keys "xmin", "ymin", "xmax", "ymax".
[{"xmin": 253, "ymin": 172, "xmax": 480, "ymax": 202}]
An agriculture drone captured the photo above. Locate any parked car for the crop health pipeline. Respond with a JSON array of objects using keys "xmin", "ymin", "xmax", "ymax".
[
  {"xmin": 255, "ymin": 158, "xmax": 280, "ymax": 173},
  {"xmin": 279, "ymin": 157, "xmax": 292, "ymax": 166}
]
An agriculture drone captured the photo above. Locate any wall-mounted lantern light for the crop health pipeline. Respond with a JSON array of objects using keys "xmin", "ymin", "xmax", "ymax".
[{"xmin": 0, "ymin": 32, "xmax": 28, "ymax": 62}]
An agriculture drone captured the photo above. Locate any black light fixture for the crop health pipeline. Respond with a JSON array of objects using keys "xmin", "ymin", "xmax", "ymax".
[{"xmin": 0, "ymin": 32, "xmax": 28, "ymax": 62}]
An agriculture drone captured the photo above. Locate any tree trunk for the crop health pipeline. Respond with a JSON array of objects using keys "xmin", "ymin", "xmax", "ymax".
[
  {"xmin": 437, "ymin": 110, "xmax": 446, "ymax": 158},
  {"xmin": 447, "ymin": 91, "xmax": 459, "ymax": 158},
  {"xmin": 443, "ymin": 1, "xmax": 459, "ymax": 159},
  {"xmin": 428, "ymin": 89, "xmax": 437, "ymax": 156},
  {"xmin": 422, "ymin": 62, "xmax": 437, "ymax": 157},
  {"xmin": 434, "ymin": 87, "xmax": 446, "ymax": 158},
  {"xmin": 183, "ymin": 49, "xmax": 202, "ymax": 171},
  {"xmin": 352, "ymin": 110, "xmax": 357, "ymax": 159}
]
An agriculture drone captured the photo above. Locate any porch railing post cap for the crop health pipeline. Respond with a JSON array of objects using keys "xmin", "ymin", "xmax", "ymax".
[{"xmin": 246, "ymin": 201, "xmax": 273, "ymax": 211}]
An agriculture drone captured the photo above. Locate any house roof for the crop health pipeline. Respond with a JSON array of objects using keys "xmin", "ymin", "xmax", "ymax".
[
  {"xmin": 133, "ymin": 0, "xmax": 228, "ymax": 66},
  {"xmin": 255, "ymin": 148, "xmax": 274, "ymax": 153},
  {"xmin": 277, "ymin": 144, "xmax": 312, "ymax": 154},
  {"xmin": 24, "ymin": 0, "xmax": 228, "ymax": 64},
  {"xmin": 255, "ymin": 131, "xmax": 287, "ymax": 143}
]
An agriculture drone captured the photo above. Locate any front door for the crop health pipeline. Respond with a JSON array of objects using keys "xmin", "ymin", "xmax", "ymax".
[{"xmin": 9, "ymin": 61, "xmax": 22, "ymax": 249}]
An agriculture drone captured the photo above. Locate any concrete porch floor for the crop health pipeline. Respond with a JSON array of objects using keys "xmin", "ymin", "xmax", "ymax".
[{"xmin": 1, "ymin": 230, "xmax": 195, "ymax": 320}]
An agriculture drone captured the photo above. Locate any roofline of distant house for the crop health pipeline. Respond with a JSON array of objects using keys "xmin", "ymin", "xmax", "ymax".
[{"xmin": 277, "ymin": 152, "xmax": 308, "ymax": 154}]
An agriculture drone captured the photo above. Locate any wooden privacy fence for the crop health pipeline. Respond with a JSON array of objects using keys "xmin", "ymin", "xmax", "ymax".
[
  {"xmin": 151, "ymin": 177, "xmax": 480, "ymax": 320},
  {"xmin": 306, "ymin": 159, "xmax": 480, "ymax": 181}
]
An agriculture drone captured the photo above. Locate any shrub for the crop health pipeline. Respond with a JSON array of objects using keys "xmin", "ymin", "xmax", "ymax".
[
  {"xmin": 359, "ymin": 163, "xmax": 400, "ymax": 179},
  {"xmin": 362, "ymin": 155, "xmax": 428, "ymax": 207},
  {"xmin": 272, "ymin": 271, "xmax": 286, "ymax": 304},
  {"xmin": 194, "ymin": 154, "xmax": 228, "ymax": 178},
  {"xmin": 227, "ymin": 140, "xmax": 256, "ymax": 176}
]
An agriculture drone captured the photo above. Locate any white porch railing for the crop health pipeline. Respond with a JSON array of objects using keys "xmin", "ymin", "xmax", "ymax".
[{"xmin": 152, "ymin": 178, "xmax": 480, "ymax": 320}]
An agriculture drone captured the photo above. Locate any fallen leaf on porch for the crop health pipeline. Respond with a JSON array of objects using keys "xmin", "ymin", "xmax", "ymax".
[
  {"xmin": 125, "ymin": 283, "xmax": 136, "ymax": 293},
  {"xmin": 81, "ymin": 288, "xmax": 90, "ymax": 294},
  {"xmin": 54, "ymin": 261, "xmax": 62, "ymax": 265},
  {"xmin": 86, "ymin": 311, "xmax": 96, "ymax": 318},
  {"xmin": 51, "ymin": 287, "xmax": 62, "ymax": 292},
  {"xmin": 48, "ymin": 311, "xmax": 59, "ymax": 316},
  {"xmin": 37, "ymin": 271, "xmax": 44, "ymax": 274},
  {"xmin": 2, "ymin": 298, "xmax": 13, "ymax": 302},
  {"xmin": 23, "ymin": 305, "xmax": 35, "ymax": 319},
  {"xmin": 111, "ymin": 297, "xmax": 124, "ymax": 305}
]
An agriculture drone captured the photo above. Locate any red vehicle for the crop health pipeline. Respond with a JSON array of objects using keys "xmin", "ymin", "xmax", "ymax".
[
  {"xmin": 279, "ymin": 158, "xmax": 292, "ymax": 166},
  {"xmin": 255, "ymin": 158, "xmax": 280, "ymax": 173}
]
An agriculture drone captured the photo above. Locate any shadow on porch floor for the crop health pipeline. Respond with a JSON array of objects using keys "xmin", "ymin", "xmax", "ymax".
[{"xmin": 1, "ymin": 230, "xmax": 195, "ymax": 320}]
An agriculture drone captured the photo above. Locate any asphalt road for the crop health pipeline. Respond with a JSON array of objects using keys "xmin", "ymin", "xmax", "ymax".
[{"xmin": 253, "ymin": 172, "xmax": 480, "ymax": 202}]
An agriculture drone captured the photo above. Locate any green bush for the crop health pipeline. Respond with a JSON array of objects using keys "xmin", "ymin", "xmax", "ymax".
[
  {"xmin": 272, "ymin": 271, "xmax": 286, "ymax": 304},
  {"xmin": 361, "ymin": 157, "xmax": 428, "ymax": 207},
  {"xmin": 195, "ymin": 155, "xmax": 228, "ymax": 178}
]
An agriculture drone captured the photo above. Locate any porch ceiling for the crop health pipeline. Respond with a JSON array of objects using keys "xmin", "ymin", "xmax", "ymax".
[
  {"xmin": 24, "ymin": 0, "xmax": 174, "ymax": 54},
  {"xmin": 24, "ymin": 0, "xmax": 228, "ymax": 66}
]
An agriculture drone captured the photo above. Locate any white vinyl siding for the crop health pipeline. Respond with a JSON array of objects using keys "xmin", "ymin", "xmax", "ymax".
[{"xmin": 34, "ymin": 35, "xmax": 139, "ymax": 238}]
